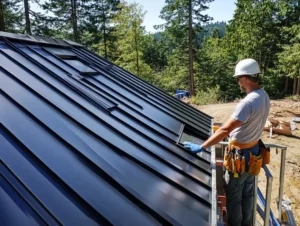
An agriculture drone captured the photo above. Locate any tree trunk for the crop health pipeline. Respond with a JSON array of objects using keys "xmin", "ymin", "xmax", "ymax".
[
  {"xmin": 24, "ymin": 0, "xmax": 31, "ymax": 35},
  {"xmin": 284, "ymin": 77, "xmax": 289, "ymax": 94},
  {"xmin": 0, "ymin": 0, "xmax": 5, "ymax": 31},
  {"xmin": 134, "ymin": 29, "xmax": 140, "ymax": 76},
  {"xmin": 101, "ymin": 1, "xmax": 108, "ymax": 59},
  {"xmin": 293, "ymin": 77, "xmax": 297, "ymax": 95},
  {"xmin": 103, "ymin": 26, "xmax": 108, "ymax": 59},
  {"xmin": 297, "ymin": 76, "xmax": 300, "ymax": 96},
  {"xmin": 71, "ymin": 0, "xmax": 78, "ymax": 42},
  {"xmin": 188, "ymin": 0, "xmax": 194, "ymax": 96}
]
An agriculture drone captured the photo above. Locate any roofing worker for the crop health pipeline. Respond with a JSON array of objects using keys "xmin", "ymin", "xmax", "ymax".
[{"xmin": 183, "ymin": 58, "xmax": 270, "ymax": 226}]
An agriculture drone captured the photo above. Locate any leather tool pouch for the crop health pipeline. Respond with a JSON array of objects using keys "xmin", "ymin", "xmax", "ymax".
[
  {"xmin": 224, "ymin": 147, "xmax": 246, "ymax": 175},
  {"xmin": 259, "ymin": 139, "xmax": 270, "ymax": 165},
  {"xmin": 248, "ymin": 152, "xmax": 263, "ymax": 175},
  {"xmin": 235, "ymin": 151, "xmax": 245, "ymax": 174},
  {"xmin": 223, "ymin": 146, "xmax": 232, "ymax": 171}
]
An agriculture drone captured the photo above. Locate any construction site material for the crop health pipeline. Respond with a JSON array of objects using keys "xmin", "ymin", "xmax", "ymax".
[
  {"xmin": 268, "ymin": 118, "xmax": 279, "ymax": 127},
  {"xmin": 264, "ymin": 117, "xmax": 297, "ymax": 137},
  {"xmin": 253, "ymin": 176, "xmax": 259, "ymax": 225},
  {"xmin": 290, "ymin": 121, "xmax": 297, "ymax": 131},
  {"xmin": 278, "ymin": 145, "xmax": 287, "ymax": 223},
  {"xmin": 257, "ymin": 188, "xmax": 280, "ymax": 226},
  {"xmin": 175, "ymin": 90, "xmax": 190, "ymax": 99},
  {"xmin": 264, "ymin": 127, "xmax": 293, "ymax": 137},
  {"xmin": 292, "ymin": 117, "xmax": 300, "ymax": 123},
  {"xmin": 277, "ymin": 197, "xmax": 297, "ymax": 226}
]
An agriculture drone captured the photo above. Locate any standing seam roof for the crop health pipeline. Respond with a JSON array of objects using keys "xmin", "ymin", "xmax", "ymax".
[{"xmin": 0, "ymin": 32, "xmax": 214, "ymax": 226}]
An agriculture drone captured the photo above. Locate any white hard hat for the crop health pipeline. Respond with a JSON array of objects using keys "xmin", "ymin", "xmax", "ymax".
[{"xmin": 234, "ymin": 58, "xmax": 261, "ymax": 77}]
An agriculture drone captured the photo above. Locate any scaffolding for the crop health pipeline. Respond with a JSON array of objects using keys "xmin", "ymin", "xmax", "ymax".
[{"xmin": 215, "ymin": 142, "xmax": 293, "ymax": 226}]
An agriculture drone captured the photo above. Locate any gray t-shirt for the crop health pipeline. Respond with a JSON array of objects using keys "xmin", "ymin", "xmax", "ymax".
[{"xmin": 230, "ymin": 88, "xmax": 270, "ymax": 143}]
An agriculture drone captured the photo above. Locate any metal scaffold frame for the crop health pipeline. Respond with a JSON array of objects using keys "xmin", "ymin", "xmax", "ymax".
[{"xmin": 218, "ymin": 142, "xmax": 288, "ymax": 226}]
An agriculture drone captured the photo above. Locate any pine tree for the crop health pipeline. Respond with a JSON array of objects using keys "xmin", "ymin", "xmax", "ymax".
[
  {"xmin": 157, "ymin": 0, "xmax": 213, "ymax": 96},
  {"xmin": 42, "ymin": 0, "xmax": 79, "ymax": 41},
  {"xmin": 276, "ymin": 1, "xmax": 300, "ymax": 95},
  {"xmin": 226, "ymin": 0, "xmax": 281, "ymax": 73},
  {"xmin": 83, "ymin": 0, "xmax": 120, "ymax": 60},
  {"xmin": 112, "ymin": 2, "xmax": 152, "ymax": 81},
  {"xmin": 0, "ymin": 0, "xmax": 5, "ymax": 31},
  {"xmin": 0, "ymin": 0, "xmax": 23, "ymax": 32}
]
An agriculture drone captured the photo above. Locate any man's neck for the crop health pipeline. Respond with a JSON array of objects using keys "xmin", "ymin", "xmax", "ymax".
[{"xmin": 245, "ymin": 84, "xmax": 261, "ymax": 94}]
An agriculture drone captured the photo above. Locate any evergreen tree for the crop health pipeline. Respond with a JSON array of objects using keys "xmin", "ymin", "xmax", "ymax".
[
  {"xmin": 157, "ymin": 0, "xmax": 213, "ymax": 96},
  {"xmin": 42, "ymin": 0, "xmax": 80, "ymax": 41},
  {"xmin": 196, "ymin": 34, "xmax": 238, "ymax": 101},
  {"xmin": 0, "ymin": 0, "xmax": 23, "ymax": 32},
  {"xmin": 83, "ymin": 0, "xmax": 120, "ymax": 60},
  {"xmin": 142, "ymin": 32, "xmax": 170, "ymax": 71},
  {"xmin": 275, "ymin": 0, "xmax": 300, "ymax": 95},
  {"xmin": 226, "ymin": 0, "xmax": 280, "ymax": 73},
  {"xmin": 112, "ymin": 2, "xmax": 152, "ymax": 81},
  {"xmin": 0, "ymin": 0, "xmax": 4, "ymax": 31}
]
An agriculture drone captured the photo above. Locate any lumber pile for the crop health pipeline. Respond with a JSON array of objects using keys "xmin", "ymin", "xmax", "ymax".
[{"xmin": 264, "ymin": 118, "xmax": 297, "ymax": 137}]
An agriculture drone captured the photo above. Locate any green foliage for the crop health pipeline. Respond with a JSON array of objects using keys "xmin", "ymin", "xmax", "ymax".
[
  {"xmin": 112, "ymin": 2, "xmax": 152, "ymax": 81},
  {"xmin": 196, "ymin": 35, "xmax": 240, "ymax": 101},
  {"xmin": 195, "ymin": 21, "xmax": 226, "ymax": 46},
  {"xmin": 81, "ymin": 0, "xmax": 120, "ymax": 58},
  {"xmin": 0, "ymin": 0, "xmax": 23, "ymax": 32},
  {"xmin": 156, "ymin": 0, "xmax": 213, "ymax": 95},
  {"xmin": 261, "ymin": 69, "xmax": 286, "ymax": 99},
  {"xmin": 41, "ymin": 0, "xmax": 77, "ymax": 40},
  {"xmin": 226, "ymin": 0, "xmax": 280, "ymax": 71},
  {"xmin": 223, "ymin": 0, "xmax": 300, "ymax": 98},
  {"xmin": 285, "ymin": 95, "xmax": 300, "ymax": 101},
  {"xmin": 190, "ymin": 86, "xmax": 221, "ymax": 105},
  {"xmin": 142, "ymin": 32, "xmax": 169, "ymax": 71},
  {"xmin": 277, "ymin": 26, "xmax": 300, "ymax": 78}
]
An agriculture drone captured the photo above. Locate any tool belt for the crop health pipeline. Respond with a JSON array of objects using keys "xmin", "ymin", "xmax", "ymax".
[{"xmin": 224, "ymin": 139, "xmax": 270, "ymax": 177}]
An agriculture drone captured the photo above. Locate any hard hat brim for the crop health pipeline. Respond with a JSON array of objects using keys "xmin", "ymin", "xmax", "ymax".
[{"xmin": 233, "ymin": 73, "xmax": 260, "ymax": 78}]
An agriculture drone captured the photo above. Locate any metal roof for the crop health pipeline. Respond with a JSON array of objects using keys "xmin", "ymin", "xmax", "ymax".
[{"xmin": 0, "ymin": 32, "xmax": 214, "ymax": 226}]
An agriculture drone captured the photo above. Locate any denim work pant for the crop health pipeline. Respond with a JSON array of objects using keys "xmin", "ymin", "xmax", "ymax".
[
  {"xmin": 225, "ymin": 171, "xmax": 254, "ymax": 226},
  {"xmin": 224, "ymin": 144, "xmax": 259, "ymax": 226}
]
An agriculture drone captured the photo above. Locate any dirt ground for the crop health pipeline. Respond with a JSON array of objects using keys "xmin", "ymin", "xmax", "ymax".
[{"xmin": 193, "ymin": 99, "xmax": 300, "ymax": 225}]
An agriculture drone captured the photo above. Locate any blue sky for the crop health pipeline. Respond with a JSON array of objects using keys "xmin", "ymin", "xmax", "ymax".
[
  {"xmin": 32, "ymin": 0, "xmax": 237, "ymax": 33},
  {"xmin": 127, "ymin": 0, "xmax": 237, "ymax": 32}
]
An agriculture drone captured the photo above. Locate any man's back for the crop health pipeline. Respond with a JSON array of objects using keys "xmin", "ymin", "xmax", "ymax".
[{"xmin": 230, "ymin": 88, "xmax": 270, "ymax": 143}]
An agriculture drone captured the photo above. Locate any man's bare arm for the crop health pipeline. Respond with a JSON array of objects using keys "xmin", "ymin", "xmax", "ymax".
[{"xmin": 202, "ymin": 118, "xmax": 243, "ymax": 149}]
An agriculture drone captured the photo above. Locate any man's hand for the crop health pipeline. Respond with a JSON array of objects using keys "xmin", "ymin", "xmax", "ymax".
[{"xmin": 183, "ymin": 142, "xmax": 206, "ymax": 153}]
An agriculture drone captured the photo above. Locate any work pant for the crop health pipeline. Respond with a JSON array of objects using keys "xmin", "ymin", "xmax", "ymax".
[{"xmin": 224, "ymin": 145, "xmax": 259, "ymax": 226}]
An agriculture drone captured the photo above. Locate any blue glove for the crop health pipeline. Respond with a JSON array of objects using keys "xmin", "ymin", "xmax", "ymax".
[{"xmin": 183, "ymin": 141, "xmax": 206, "ymax": 153}]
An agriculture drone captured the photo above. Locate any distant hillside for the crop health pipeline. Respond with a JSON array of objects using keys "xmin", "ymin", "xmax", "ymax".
[
  {"xmin": 203, "ymin": 21, "xmax": 226, "ymax": 38},
  {"xmin": 153, "ymin": 21, "xmax": 227, "ymax": 44}
]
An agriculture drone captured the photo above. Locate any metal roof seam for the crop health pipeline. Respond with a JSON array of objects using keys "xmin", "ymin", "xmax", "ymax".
[
  {"xmin": 78, "ymin": 47, "xmax": 213, "ymax": 120},
  {"xmin": 23, "ymin": 43, "xmax": 73, "ymax": 75},
  {"xmin": 0, "ymin": 160, "xmax": 62, "ymax": 226},
  {"xmin": 89, "ymin": 70, "xmax": 211, "ymax": 136},
  {"xmin": 0, "ymin": 66, "xmax": 211, "ymax": 193},
  {"xmin": 0, "ymin": 123, "xmax": 118, "ymax": 225},
  {"xmin": 1, "ymin": 91, "xmax": 212, "ymax": 221},
  {"xmin": 71, "ymin": 49, "xmax": 211, "ymax": 135},
  {"xmin": 0, "ymin": 43, "xmax": 211, "ymax": 176},
  {"xmin": 0, "ymin": 32, "xmax": 214, "ymax": 225}
]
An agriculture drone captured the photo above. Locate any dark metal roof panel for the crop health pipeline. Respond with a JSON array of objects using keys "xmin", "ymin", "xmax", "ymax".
[{"xmin": 0, "ymin": 32, "xmax": 214, "ymax": 225}]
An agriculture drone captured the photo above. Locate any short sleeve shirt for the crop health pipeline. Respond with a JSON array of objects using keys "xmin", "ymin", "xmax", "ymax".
[{"xmin": 229, "ymin": 88, "xmax": 270, "ymax": 143}]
